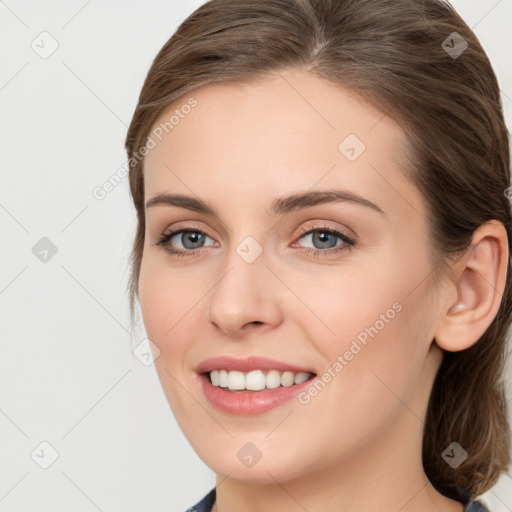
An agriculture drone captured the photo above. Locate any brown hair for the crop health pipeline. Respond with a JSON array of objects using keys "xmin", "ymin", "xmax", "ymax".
[{"xmin": 125, "ymin": 0, "xmax": 512, "ymax": 501}]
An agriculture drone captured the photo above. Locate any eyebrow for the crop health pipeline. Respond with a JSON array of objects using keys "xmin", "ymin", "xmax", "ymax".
[{"xmin": 145, "ymin": 189, "xmax": 385, "ymax": 216}]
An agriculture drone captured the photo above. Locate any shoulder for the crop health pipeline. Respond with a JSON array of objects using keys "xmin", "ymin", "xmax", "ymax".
[
  {"xmin": 183, "ymin": 487, "xmax": 490, "ymax": 512},
  {"xmin": 464, "ymin": 499, "xmax": 490, "ymax": 511},
  {"xmin": 434, "ymin": 483, "xmax": 490, "ymax": 512},
  {"xmin": 184, "ymin": 487, "xmax": 216, "ymax": 512}
]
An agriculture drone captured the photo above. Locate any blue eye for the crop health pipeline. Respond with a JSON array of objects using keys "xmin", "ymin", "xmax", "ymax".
[
  {"xmin": 155, "ymin": 229, "xmax": 215, "ymax": 256},
  {"xmin": 155, "ymin": 224, "xmax": 356, "ymax": 258},
  {"xmin": 293, "ymin": 225, "xmax": 356, "ymax": 257}
]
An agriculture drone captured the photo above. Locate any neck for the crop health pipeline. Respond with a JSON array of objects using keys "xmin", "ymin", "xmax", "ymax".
[
  {"xmin": 214, "ymin": 423, "xmax": 464, "ymax": 512},
  {"xmin": 213, "ymin": 345, "xmax": 464, "ymax": 512},
  {"xmin": 213, "ymin": 357, "xmax": 463, "ymax": 511}
]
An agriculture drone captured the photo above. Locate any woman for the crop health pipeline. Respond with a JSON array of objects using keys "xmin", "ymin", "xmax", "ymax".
[{"xmin": 125, "ymin": 0, "xmax": 512, "ymax": 510}]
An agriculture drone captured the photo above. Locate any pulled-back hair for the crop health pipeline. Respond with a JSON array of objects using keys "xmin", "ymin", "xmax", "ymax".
[{"xmin": 125, "ymin": 0, "xmax": 512, "ymax": 500}]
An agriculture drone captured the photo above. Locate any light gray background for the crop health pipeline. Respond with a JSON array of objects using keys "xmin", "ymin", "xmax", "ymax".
[{"xmin": 0, "ymin": 1, "xmax": 511, "ymax": 510}]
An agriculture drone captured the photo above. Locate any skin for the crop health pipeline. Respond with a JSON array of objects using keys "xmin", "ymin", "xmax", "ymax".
[{"xmin": 138, "ymin": 69, "xmax": 508, "ymax": 512}]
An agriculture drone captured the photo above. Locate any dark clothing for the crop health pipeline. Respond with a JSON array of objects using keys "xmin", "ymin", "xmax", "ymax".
[{"xmin": 185, "ymin": 487, "xmax": 490, "ymax": 511}]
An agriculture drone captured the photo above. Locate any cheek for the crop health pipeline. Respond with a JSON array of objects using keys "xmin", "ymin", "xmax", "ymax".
[
  {"xmin": 138, "ymin": 252, "xmax": 188, "ymax": 345},
  {"xmin": 287, "ymin": 260, "xmax": 404, "ymax": 355},
  {"xmin": 138, "ymin": 240, "xmax": 192, "ymax": 315},
  {"xmin": 138, "ymin": 250, "xmax": 213, "ymax": 376},
  {"xmin": 294, "ymin": 248, "xmax": 430, "ymax": 393},
  {"xmin": 138, "ymin": 260, "xmax": 169, "ymax": 340},
  {"xmin": 138, "ymin": 256, "xmax": 199, "ymax": 417}
]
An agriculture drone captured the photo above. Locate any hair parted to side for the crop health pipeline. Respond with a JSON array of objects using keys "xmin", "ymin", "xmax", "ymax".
[{"xmin": 125, "ymin": 0, "xmax": 512, "ymax": 501}]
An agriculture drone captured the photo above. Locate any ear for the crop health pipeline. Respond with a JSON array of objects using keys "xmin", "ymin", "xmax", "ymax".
[{"xmin": 434, "ymin": 220, "xmax": 509, "ymax": 352}]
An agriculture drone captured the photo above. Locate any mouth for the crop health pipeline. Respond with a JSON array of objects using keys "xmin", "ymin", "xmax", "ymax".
[
  {"xmin": 204, "ymin": 369, "xmax": 316, "ymax": 392},
  {"xmin": 198, "ymin": 370, "xmax": 318, "ymax": 415},
  {"xmin": 195, "ymin": 355, "xmax": 318, "ymax": 414}
]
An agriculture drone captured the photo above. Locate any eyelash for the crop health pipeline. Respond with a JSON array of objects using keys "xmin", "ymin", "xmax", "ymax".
[{"xmin": 154, "ymin": 224, "xmax": 356, "ymax": 259}]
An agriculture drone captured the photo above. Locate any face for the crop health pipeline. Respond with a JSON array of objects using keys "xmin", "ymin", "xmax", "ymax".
[{"xmin": 138, "ymin": 69, "xmax": 445, "ymax": 484}]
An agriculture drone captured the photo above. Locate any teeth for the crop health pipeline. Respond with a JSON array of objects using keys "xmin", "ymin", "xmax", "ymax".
[
  {"xmin": 281, "ymin": 371, "xmax": 295, "ymax": 387},
  {"xmin": 208, "ymin": 369, "xmax": 314, "ymax": 391},
  {"xmin": 218, "ymin": 370, "xmax": 228, "ymax": 388},
  {"xmin": 228, "ymin": 370, "xmax": 245, "ymax": 390},
  {"xmin": 266, "ymin": 370, "xmax": 281, "ymax": 389}
]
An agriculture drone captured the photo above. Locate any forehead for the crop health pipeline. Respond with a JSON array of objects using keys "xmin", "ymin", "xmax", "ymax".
[{"xmin": 143, "ymin": 69, "xmax": 421, "ymax": 220}]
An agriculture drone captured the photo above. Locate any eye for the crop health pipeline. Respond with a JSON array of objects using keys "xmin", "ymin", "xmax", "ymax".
[
  {"xmin": 292, "ymin": 224, "xmax": 356, "ymax": 257},
  {"xmin": 155, "ymin": 227, "xmax": 216, "ymax": 257},
  {"xmin": 154, "ymin": 223, "xmax": 356, "ymax": 258}
]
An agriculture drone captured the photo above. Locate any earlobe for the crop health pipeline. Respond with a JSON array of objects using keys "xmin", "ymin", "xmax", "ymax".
[{"xmin": 434, "ymin": 220, "xmax": 509, "ymax": 352}]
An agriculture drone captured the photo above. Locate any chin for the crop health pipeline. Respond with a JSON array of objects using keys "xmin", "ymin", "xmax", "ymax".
[{"xmin": 197, "ymin": 447, "xmax": 310, "ymax": 484}]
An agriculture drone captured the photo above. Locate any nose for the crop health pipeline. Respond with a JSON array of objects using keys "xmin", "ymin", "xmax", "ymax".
[{"xmin": 207, "ymin": 244, "xmax": 284, "ymax": 338}]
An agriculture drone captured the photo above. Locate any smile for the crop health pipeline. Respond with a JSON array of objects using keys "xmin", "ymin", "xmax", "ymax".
[{"xmin": 208, "ymin": 369, "xmax": 314, "ymax": 391}]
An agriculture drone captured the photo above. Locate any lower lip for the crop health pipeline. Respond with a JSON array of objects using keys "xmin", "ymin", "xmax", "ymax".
[{"xmin": 198, "ymin": 373, "xmax": 317, "ymax": 415}]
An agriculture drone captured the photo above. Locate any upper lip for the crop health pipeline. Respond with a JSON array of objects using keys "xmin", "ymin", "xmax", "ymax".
[{"xmin": 196, "ymin": 355, "xmax": 316, "ymax": 374}]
